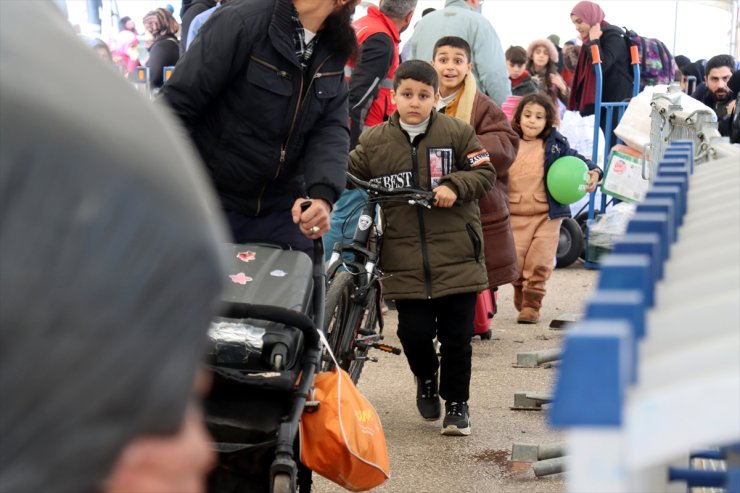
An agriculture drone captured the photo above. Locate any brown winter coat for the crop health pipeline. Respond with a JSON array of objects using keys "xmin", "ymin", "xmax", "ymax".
[
  {"xmin": 444, "ymin": 73, "xmax": 520, "ymax": 288},
  {"xmin": 348, "ymin": 111, "xmax": 495, "ymax": 300}
]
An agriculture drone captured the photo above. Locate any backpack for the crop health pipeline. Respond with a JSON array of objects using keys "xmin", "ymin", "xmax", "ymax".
[{"xmin": 622, "ymin": 27, "xmax": 675, "ymax": 89}]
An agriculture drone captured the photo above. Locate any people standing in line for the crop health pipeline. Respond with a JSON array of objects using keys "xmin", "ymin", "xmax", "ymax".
[
  {"xmin": 408, "ymin": 0, "xmax": 511, "ymax": 106},
  {"xmin": 143, "ymin": 8, "xmax": 180, "ymax": 89},
  {"xmin": 548, "ymin": 34, "xmax": 564, "ymax": 73},
  {"xmin": 560, "ymin": 40, "xmax": 580, "ymax": 88},
  {"xmin": 162, "ymin": 0, "xmax": 359, "ymax": 255},
  {"xmin": 567, "ymin": 0, "xmax": 633, "ymax": 143},
  {"xmin": 527, "ymin": 38, "xmax": 569, "ymax": 107},
  {"xmin": 502, "ymin": 45, "xmax": 538, "ymax": 121},
  {"xmin": 399, "ymin": 7, "xmax": 435, "ymax": 62},
  {"xmin": 349, "ymin": 60, "xmax": 496, "ymax": 436},
  {"xmin": 680, "ymin": 61, "xmax": 705, "ymax": 95},
  {"xmin": 91, "ymin": 39, "xmax": 113, "ymax": 63},
  {"xmin": 508, "ymin": 93, "xmax": 601, "ymax": 324},
  {"xmin": 726, "ymin": 69, "xmax": 740, "ymax": 144},
  {"xmin": 324, "ymin": 0, "xmax": 417, "ymax": 259},
  {"xmin": 431, "ymin": 36, "xmax": 519, "ymax": 317},
  {"xmin": 0, "ymin": 2, "xmax": 226, "ymax": 492},
  {"xmin": 179, "ymin": 0, "xmax": 216, "ymax": 54},
  {"xmin": 691, "ymin": 54, "xmax": 736, "ymax": 138},
  {"xmin": 505, "ymin": 45, "xmax": 539, "ymax": 97},
  {"xmin": 111, "ymin": 16, "xmax": 140, "ymax": 76},
  {"xmin": 114, "ymin": 15, "xmax": 137, "ymax": 49}
]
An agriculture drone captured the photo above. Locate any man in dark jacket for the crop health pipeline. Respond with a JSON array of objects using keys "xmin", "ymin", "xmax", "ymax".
[
  {"xmin": 163, "ymin": 0, "xmax": 358, "ymax": 253},
  {"xmin": 692, "ymin": 54, "xmax": 736, "ymax": 138}
]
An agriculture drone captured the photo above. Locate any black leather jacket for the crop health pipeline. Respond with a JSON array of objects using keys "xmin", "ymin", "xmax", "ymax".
[{"xmin": 163, "ymin": 0, "xmax": 350, "ymax": 216}]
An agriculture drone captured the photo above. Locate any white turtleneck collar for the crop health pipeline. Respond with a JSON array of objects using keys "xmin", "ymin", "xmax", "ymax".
[
  {"xmin": 399, "ymin": 117, "xmax": 430, "ymax": 142},
  {"xmin": 436, "ymin": 90, "xmax": 459, "ymax": 111}
]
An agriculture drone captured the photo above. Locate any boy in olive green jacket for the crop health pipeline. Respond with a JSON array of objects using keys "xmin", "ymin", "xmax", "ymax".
[{"xmin": 348, "ymin": 60, "xmax": 495, "ymax": 436}]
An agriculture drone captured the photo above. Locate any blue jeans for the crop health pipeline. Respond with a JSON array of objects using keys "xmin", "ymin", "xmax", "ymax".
[{"xmin": 322, "ymin": 188, "xmax": 367, "ymax": 261}]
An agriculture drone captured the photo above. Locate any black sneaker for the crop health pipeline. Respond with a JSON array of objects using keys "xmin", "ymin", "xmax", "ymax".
[
  {"xmin": 441, "ymin": 401, "xmax": 470, "ymax": 436},
  {"xmin": 415, "ymin": 374, "xmax": 440, "ymax": 420}
]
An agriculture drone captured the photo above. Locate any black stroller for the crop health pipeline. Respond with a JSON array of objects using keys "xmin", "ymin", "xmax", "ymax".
[{"xmin": 204, "ymin": 234, "xmax": 325, "ymax": 493}]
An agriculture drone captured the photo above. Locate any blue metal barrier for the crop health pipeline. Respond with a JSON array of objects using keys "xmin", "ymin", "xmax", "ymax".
[{"xmin": 548, "ymin": 141, "xmax": 740, "ymax": 492}]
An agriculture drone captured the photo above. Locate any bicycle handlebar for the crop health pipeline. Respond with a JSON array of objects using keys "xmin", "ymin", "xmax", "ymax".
[{"xmin": 347, "ymin": 173, "xmax": 462, "ymax": 208}]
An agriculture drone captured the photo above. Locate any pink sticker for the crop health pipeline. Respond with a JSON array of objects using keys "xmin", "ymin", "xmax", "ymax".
[
  {"xmin": 229, "ymin": 273, "xmax": 253, "ymax": 285},
  {"xmin": 237, "ymin": 251, "xmax": 256, "ymax": 262}
]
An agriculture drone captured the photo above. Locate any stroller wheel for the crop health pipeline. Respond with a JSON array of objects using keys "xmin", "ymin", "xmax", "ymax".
[{"xmin": 273, "ymin": 472, "xmax": 294, "ymax": 493}]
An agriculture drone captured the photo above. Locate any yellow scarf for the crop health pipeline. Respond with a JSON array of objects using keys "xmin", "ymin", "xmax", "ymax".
[{"xmin": 442, "ymin": 72, "xmax": 478, "ymax": 125}]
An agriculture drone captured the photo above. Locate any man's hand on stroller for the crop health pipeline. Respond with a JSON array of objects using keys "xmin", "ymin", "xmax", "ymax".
[{"xmin": 292, "ymin": 198, "xmax": 331, "ymax": 238}]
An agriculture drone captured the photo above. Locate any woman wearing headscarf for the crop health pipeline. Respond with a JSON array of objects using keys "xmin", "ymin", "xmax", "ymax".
[
  {"xmin": 567, "ymin": 0, "xmax": 633, "ymax": 142},
  {"xmin": 143, "ymin": 8, "xmax": 180, "ymax": 88}
]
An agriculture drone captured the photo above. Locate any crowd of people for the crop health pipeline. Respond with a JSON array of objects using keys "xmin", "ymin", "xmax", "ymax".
[{"xmin": 3, "ymin": 0, "xmax": 739, "ymax": 491}]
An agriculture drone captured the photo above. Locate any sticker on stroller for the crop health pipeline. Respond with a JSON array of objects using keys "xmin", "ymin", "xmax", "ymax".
[
  {"xmin": 229, "ymin": 272, "xmax": 253, "ymax": 285},
  {"xmin": 270, "ymin": 269, "xmax": 287, "ymax": 277},
  {"xmin": 236, "ymin": 251, "xmax": 256, "ymax": 262}
]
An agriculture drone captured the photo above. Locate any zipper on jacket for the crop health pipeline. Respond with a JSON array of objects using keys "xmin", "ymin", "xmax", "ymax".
[
  {"xmin": 256, "ymin": 56, "xmax": 332, "ymax": 214},
  {"xmin": 411, "ymin": 144, "xmax": 434, "ymax": 299},
  {"xmin": 250, "ymin": 56, "xmax": 291, "ymax": 79},
  {"xmin": 250, "ymin": 55, "xmax": 292, "ymax": 215}
]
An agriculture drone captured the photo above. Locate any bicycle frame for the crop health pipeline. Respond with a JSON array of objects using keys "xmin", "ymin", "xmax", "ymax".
[{"xmin": 326, "ymin": 199, "xmax": 382, "ymax": 304}]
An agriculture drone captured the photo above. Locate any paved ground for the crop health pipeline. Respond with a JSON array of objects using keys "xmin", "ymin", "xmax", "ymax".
[{"xmin": 313, "ymin": 262, "xmax": 599, "ymax": 492}]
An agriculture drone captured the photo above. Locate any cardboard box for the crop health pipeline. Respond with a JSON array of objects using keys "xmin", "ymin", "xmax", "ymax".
[{"xmin": 602, "ymin": 145, "xmax": 650, "ymax": 203}]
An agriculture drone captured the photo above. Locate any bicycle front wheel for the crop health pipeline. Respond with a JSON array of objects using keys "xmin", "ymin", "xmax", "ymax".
[
  {"xmin": 323, "ymin": 271, "xmax": 355, "ymax": 373},
  {"xmin": 347, "ymin": 284, "xmax": 380, "ymax": 384}
]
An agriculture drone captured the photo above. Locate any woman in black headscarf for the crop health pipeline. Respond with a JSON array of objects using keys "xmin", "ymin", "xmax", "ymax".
[{"xmin": 143, "ymin": 8, "xmax": 180, "ymax": 88}]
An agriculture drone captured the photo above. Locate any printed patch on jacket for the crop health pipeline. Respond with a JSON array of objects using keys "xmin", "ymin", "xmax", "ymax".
[
  {"xmin": 428, "ymin": 147, "xmax": 454, "ymax": 188},
  {"xmin": 369, "ymin": 171, "xmax": 413, "ymax": 190},
  {"xmin": 466, "ymin": 150, "xmax": 490, "ymax": 168}
]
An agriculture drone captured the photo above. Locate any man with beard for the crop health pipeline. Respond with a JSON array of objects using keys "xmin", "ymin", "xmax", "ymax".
[
  {"xmin": 692, "ymin": 54, "xmax": 736, "ymax": 138},
  {"xmin": 163, "ymin": 0, "xmax": 359, "ymax": 254}
]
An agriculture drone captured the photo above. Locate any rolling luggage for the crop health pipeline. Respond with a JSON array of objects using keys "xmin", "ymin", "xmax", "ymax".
[{"xmin": 474, "ymin": 288, "xmax": 496, "ymax": 340}]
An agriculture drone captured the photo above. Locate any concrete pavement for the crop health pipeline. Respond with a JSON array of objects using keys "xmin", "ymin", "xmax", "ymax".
[{"xmin": 313, "ymin": 263, "xmax": 599, "ymax": 492}]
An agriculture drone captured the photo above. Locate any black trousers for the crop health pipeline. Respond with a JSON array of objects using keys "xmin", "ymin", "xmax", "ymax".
[{"xmin": 395, "ymin": 292, "xmax": 477, "ymax": 403}]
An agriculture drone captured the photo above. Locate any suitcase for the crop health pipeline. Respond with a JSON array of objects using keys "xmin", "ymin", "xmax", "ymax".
[
  {"xmin": 207, "ymin": 243, "xmax": 313, "ymax": 388},
  {"xmin": 205, "ymin": 244, "xmax": 314, "ymax": 458},
  {"xmin": 474, "ymin": 288, "xmax": 496, "ymax": 340},
  {"xmin": 204, "ymin": 244, "xmax": 314, "ymax": 476}
]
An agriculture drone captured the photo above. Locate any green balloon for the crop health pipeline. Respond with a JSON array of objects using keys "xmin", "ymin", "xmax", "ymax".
[{"xmin": 546, "ymin": 156, "xmax": 590, "ymax": 205}]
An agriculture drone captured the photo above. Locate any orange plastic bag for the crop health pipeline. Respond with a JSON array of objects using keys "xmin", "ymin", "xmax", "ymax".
[{"xmin": 299, "ymin": 365, "xmax": 390, "ymax": 491}]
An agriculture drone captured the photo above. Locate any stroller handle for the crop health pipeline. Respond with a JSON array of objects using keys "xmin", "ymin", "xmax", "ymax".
[{"xmin": 221, "ymin": 302, "xmax": 319, "ymax": 347}]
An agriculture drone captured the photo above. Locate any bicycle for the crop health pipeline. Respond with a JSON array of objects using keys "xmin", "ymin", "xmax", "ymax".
[{"xmin": 322, "ymin": 173, "xmax": 443, "ymax": 384}]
